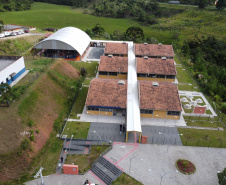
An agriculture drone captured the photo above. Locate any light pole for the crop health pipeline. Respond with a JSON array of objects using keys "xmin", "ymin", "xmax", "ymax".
[
  {"xmin": 34, "ymin": 167, "xmax": 44, "ymax": 185},
  {"xmin": 94, "ymin": 130, "xmax": 102, "ymax": 144},
  {"xmin": 69, "ymin": 135, "xmax": 73, "ymax": 163},
  {"xmin": 213, "ymin": 102, "xmax": 216, "ymax": 113}
]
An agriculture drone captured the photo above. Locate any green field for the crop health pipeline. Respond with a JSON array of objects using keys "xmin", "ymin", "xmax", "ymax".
[{"xmin": 1, "ymin": 2, "xmax": 225, "ymax": 44}]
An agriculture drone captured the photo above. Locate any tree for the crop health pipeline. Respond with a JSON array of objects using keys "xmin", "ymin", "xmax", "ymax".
[
  {"xmin": 0, "ymin": 20, "xmax": 3, "ymax": 33},
  {"xmin": 124, "ymin": 26, "xmax": 144, "ymax": 42},
  {"xmin": 198, "ymin": 0, "xmax": 207, "ymax": 9},
  {"xmin": 91, "ymin": 23, "xmax": 105, "ymax": 36},
  {"xmin": 216, "ymin": 0, "xmax": 226, "ymax": 10},
  {"xmin": 218, "ymin": 168, "xmax": 226, "ymax": 185}
]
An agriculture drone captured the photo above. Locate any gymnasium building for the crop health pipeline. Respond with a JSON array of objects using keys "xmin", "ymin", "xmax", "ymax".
[{"xmin": 33, "ymin": 27, "xmax": 91, "ymax": 61}]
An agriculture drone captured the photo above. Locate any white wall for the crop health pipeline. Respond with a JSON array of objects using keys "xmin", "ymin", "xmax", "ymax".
[{"xmin": 0, "ymin": 57, "xmax": 25, "ymax": 84}]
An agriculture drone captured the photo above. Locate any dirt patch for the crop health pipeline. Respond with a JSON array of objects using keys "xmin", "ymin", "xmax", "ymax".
[
  {"xmin": 51, "ymin": 59, "xmax": 80, "ymax": 79},
  {"xmin": 30, "ymin": 74, "xmax": 67, "ymax": 155},
  {"xmin": 0, "ymin": 61, "xmax": 77, "ymax": 182},
  {"xmin": 0, "ymin": 101, "xmax": 24, "ymax": 154}
]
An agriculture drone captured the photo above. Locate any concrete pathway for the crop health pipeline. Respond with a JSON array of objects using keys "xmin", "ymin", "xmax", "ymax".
[
  {"xmin": 26, "ymin": 143, "xmax": 226, "ymax": 185},
  {"xmin": 25, "ymin": 172, "xmax": 102, "ymax": 185},
  {"xmin": 105, "ymin": 143, "xmax": 226, "ymax": 185}
]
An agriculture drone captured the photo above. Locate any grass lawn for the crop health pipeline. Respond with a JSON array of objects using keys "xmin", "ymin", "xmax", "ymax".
[
  {"xmin": 62, "ymin": 122, "xmax": 90, "ymax": 138},
  {"xmin": 178, "ymin": 128, "xmax": 226, "ymax": 148},
  {"xmin": 70, "ymin": 87, "xmax": 89, "ymax": 119},
  {"xmin": 185, "ymin": 119, "xmax": 222, "ymax": 128},
  {"xmin": 112, "ymin": 173, "xmax": 142, "ymax": 185},
  {"xmin": 65, "ymin": 145, "xmax": 109, "ymax": 173},
  {"xmin": 176, "ymin": 66, "xmax": 194, "ymax": 84},
  {"xmin": 83, "ymin": 78, "xmax": 92, "ymax": 85},
  {"xmin": 69, "ymin": 61, "xmax": 98, "ymax": 78}
]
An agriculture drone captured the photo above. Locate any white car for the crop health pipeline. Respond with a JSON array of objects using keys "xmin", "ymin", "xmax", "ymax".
[
  {"xmin": 0, "ymin": 33, "xmax": 5, "ymax": 38},
  {"xmin": 4, "ymin": 32, "xmax": 11, "ymax": 37}
]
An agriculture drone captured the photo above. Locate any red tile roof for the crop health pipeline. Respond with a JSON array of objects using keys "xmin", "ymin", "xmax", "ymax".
[
  {"xmin": 104, "ymin": 42, "xmax": 128, "ymax": 55},
  {"xmin": 135, "ymin": 44, "xmax": 174, "ymax": 57},
  {"xmin": 86, "ymin": 78, "xmax": 127, "ymax": 108},
  {"xmin": 98, "ymin": 56, "xmax": 128, "ymax": 73},
  {"xmin": 139, "ymin": 81, "xmax": 182, "ymax": 111},
  {"xmin": 136, "ymin": 58, "xmax": 176, "ymax": 75}
]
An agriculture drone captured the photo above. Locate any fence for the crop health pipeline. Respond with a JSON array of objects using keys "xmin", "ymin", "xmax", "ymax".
[{"xmin": 184, "ymin": 138, "xmax": 226, "ymax": 148}]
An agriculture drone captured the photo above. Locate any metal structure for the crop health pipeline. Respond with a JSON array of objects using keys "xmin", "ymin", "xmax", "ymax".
[{"xmin": 34, "ymin": 167, "xmax": 44, "ymax": 185}]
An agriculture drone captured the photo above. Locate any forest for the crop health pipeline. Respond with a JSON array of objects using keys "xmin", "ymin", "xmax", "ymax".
[
  {"xmin": 182, "ymin": 36, "xmax": 226, "ymax": 102},
  {"xmin": 0, "ymin": 0, "xmax": 33, "ymax": 12}
]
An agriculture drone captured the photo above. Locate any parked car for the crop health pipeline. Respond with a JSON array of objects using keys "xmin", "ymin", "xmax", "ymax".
[
  {"xmin": 10, "ymin": 32, "xmax": 17, "ymax": 36},
  {"xmin": 4, "ymin": 32, "xmax": 11, "ymax": 37},
  {"xmin": 24, "ymin": 30, "xmax": 29, "ymax": 33},
  {"xmin": 17, "ymin": 31, "xmax": 22, "ymax": 35},
  {"xmin": 20, "ymin": 30, "xmax": 25, "ymax": 34},
  {"xmin": 0, "ymin": 33, "xmax": 5, "ymax": 38},
  {"xmin": 15, "ymin": 32, "xmax": 19, "ymax": 35}
]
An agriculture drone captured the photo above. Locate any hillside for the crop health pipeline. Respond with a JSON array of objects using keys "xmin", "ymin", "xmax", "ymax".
[{"xmin": 0, "ymin": 59, "xmax": 80, "ymax": 182}]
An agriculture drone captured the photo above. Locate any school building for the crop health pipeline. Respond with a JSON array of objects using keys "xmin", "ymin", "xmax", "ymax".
[
  {"xmin": 135, "ymin": 43, "xmax": 174, "ymax": 59},
  {"xmin": 98, "ymin": 56, "xmax": 128, "ymax": 80},
  {"xmin": 104, "ymin": 42, "xmax": 128, "ymax": 57},
  {"xmin": 136, "ymin": 57, "xmax": 176, "ymax": 82}
]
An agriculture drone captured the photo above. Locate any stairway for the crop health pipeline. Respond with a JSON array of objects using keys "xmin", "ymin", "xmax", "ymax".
[{"xmin": 90, "ymin": 156, "xmax": 123, "ymax": 185}]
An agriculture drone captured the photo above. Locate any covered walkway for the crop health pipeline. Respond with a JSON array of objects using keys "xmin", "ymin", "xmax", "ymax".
[{"xmin": 126, "ymin": 42, "xmax": 142, "ymax": 143}]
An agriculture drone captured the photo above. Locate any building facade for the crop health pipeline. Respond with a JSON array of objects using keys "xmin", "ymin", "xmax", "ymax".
[{"xmin": 0, "ymin": 56, "xmax": 26, "ymax": 85}]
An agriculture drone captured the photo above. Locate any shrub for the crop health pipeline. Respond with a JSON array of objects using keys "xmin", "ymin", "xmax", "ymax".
[
  {"xmin": 80, "ymin": 67, "xmax": 87, "ymax": 77},
  {"xmin": 221, "ymin": 102, "xmax": 226, "ymax": 113},
  {"xmin": 35, "ymin": 129, "xmax": 40, "ymax": 134},
  {"xmin": 30, "ymin": 135, "xmax": 35, "ymax": 141},
  {"xmin": 20, "ymin": 138, "xmax": 30, "ymax": 150},
  {"xmin": 28, "ymin": 119, "xmax": 34, "ymax": 127}
]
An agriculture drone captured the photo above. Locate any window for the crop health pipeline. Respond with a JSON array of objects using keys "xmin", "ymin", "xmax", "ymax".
[
  {"xmin": 166, "ymin": 75, "xmax": 175, "ymax": 79},
  {"xmin": 137, "ymin": 73, "xmax": 146, "ymax": 77},
  {"xmin": 100, "ymin": 108, "xmax": 112, "ymax": 112},
  {"xmin": 167, "ymin": 111, "xmax": 180, "ymax": 116},
  {"xmin": 99, "ymin": 71, "xmax": 108, "ymax": 75},
  {"xmin": 6, "ymin": 78, "xmax": 9, "ymax": 82},
  {"xmin": 140, "ymin": 109, "xmax": 153, "ymax": 114},
  {"xmin": 109, "ymin": 72, "xmax": 117, "ymax": 76},
  {"xmin": 88, "ymin": 107, "xmax": 99, "ymax": 111},
  {"xmin": 147, "ymin": 74, "xmax": 156, "ymax": 78},
  {"xmin": 156, "ymin": 75, "xmax": 165, "ymax": 78}
]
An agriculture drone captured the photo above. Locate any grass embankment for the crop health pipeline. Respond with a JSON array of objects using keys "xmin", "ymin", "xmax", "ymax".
[
  {"xmin": 0, "ymin": 60, "xmax": 82, "ymax": 183},
  {"xmin": 62, "ymin": 122, "xmax": 90, "ymax": 138},
  {"xmin": 68, "ymin": 61, "xmax": 98, "ymax": 119},
  {"xmin": 178, "ymin": 128, "xmax": 226, "ymax": 148},
  {"xmin": 65, "ymin": 145, "xmax": 109, "ymax": 173},
  {"xmin": 112, "ymin": 173, "xmax": 143, "ymax": 185},
  {"xmin": 0, "ymin": 35, "xmax": 44, "ymax": 55}
]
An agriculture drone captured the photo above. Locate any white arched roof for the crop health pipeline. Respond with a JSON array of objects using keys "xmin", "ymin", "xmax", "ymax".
[{"xmin": 34, "ymin": 27, "xmax": 91, "ymax": 55}]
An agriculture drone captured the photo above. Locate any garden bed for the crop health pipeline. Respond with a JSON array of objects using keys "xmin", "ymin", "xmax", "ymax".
[{"xmin": 176, "ymin": 159, "xmax": 196, "ymax": 175}]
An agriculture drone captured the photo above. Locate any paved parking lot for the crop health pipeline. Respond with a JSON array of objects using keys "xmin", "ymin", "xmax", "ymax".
[
  {"xmin": 87, "ymin": 122, "xmax": 126, "ymax": 143},
  {"xmin": 142, "ymin": 125, "xmax": 182, "ymax": 145}
]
